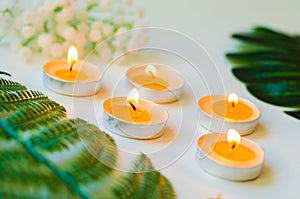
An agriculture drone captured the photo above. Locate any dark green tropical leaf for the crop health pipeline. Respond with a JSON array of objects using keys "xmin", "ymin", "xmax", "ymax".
[
  {"xmin": 246, "ymin": 81, "xmax": 300, "ymax": 107},
  {"xmin": 227, "ymin": 26, "xmax": 300, "ymax": 120},
  {"xmin": 231, "ymin": 27, "xmax": 298, "ymax": 52},
  {"xmin": 232, "ymin": 65, "xmax": 300, "ymax": 83},
  {"xmin": 285, "ymin": 110, "xmax": 300, "ymax": 119},
  {"xmin": 0, "ymin": 75, "xmax": 176, "ymax": 198}
]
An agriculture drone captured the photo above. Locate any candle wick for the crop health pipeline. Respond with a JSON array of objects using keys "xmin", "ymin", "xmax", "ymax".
[
  {"xmin": 231, "ymin": 142, "xmax": 236, "ymax": 149},
  {"xmin": 148, "ymin": 71, "xmax": 155, "ymax": 79},
  {"xmin": 228, "ymin": 141, "xmax": 237, "ymax": 153},
  {"xmin": 229, "ymin": 102, "xmax": 235, "ymax": 113},
  {"xmin": 69, "ymin": 61, "xmax": 76, "ymax": 72},
  {"xmin": 129, "ymin": 101, "xmax": 137, "ymax": 111}
]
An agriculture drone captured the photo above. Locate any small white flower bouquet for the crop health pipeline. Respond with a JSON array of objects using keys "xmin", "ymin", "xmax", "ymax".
[{"xmin": 0, "ymin": 0, "xmax": 145, "ymax": 61}]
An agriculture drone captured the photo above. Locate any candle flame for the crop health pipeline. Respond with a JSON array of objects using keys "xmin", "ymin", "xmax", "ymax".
[
  {"xmin": 127, "ymin": 88, "xmax": 139, "ymax": 110},
  {"xmin": 68, "ymin": 45, "xmax": 78, "ymax": 66},
  {"xmin": 228, "ymin": 93, "xmax": 239, "ymax": 109},
  {"xmin": 145, "ymin": 64, "xmax": 156, "ymax": 78},
  {"xmin": 227, "ymin": 129, "xmax": 241, "ymax": 150}
]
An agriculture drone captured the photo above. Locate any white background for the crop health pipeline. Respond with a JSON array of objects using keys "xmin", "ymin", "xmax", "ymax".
[{"xmin": 1, "ymin": 0, "xmax": 300, "ymax": 198}]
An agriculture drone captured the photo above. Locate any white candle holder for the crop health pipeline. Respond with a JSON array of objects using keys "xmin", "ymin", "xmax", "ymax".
[
  {"xmin": 196, "ymin": 133, "xmax": 264, "ymax": 181},
  {"xmin": 102, "ymin": 97, "xmax": 168, "ymax": 139},
  {"xmin": 43, "ymin": 59, "xmax": 103, "ymax": 96},
  {"xmin": 126, "ymin": 64, "xmax": 184, "ymax": 103},
  {"xmin": 198, "ymin": 95, "xmax": 260, "ymax": 135}
]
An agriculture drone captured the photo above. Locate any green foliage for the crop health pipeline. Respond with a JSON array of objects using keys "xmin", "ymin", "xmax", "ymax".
[
  {"xmin": 226, "ymin": 26, "xmax": 300, "ymax": 120},
  {"xmin": 0, "ymin": 76, "xmax": 176, "ymax": 199}
]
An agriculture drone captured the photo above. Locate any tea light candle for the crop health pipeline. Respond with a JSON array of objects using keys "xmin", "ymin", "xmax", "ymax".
[
  {"xmin": 198, "ymin": 93, "xmax": 260, "ymax": 135},
  {"xmin": 196, "ymin": 129, "xmax": 264, "ymax": 181},
  {"xmin": 43, "ymin": 45, "xmax": 103, "ymax": 96},
  {"xmin": 126, "ymin": 64, "xmax": 184, "ymax": 103},
  {"xmin": 102, "ymin": 89, "xmax": 168, "ymax": 139}
]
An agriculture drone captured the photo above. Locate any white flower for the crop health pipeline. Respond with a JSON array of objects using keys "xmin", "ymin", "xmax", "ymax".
[
  {"xmin": 49, "ymin": 43, "xmax": 64, "ymax": 58},
  {"xmin": 112, "ymin": 38, "xmax": 124, "ymax": 51},
  {"xmin": 89, "ymin": 29, "xmax": 102, "ymax": 42},
  {"xmin": 22, "ymin": 12, "xmax": 35, "ymax": 25},
  {"xmin": 77, "ymin": 10, "xmax": 87, "ymax": 21},
  {"xmin": 38, "ymin": 33, "xmax": 53, "ymax": 48},
  {"xmin": 31, "ymin": 40, "xmax": 40, "ymax": 52},
  {"xmin": 73, "ymin": 32, "xmax": 86, "ymax": 47},
  {"xmin": 124, "ymin": 0, "xmax": 133, "ymax": 5},
  {"xmin": 126, "ymin": 30, "xmax": 148, "ymax": 50},
  {"xmin": 55, "ymin": 8, "xmax": 73, "ymax": 23},
  {"xmin": 56, "ymin": 23, "xmax": 68, "ymax": 36},
  {"xmin": 0, "ymin": 0, "xmax": 141, "ymax": 60},
  {"xmin": 42, "ymin": 1, "xmax": 56, "ymax": 12},
  {"xmin": 38, "ymin": 6, "xmax": 51, "ymax": 21},
  {"xmin": 101, "ymin": 0, "xmax": 113, "ymax": 11},
  {"xmin": 99, "ymin": 46, "xmax": 112, "ymax": 61},
  {"xmin": 63, "ymin": 26, "xmax": 77, "ymax": 41},
  {"xmin": 102, "ymin": 24, "xmax": 113, "ymax": 37},
  {"xmin": 19, "ymin": 47, "xmax": 33, "ymax": 62},
  {"xmin": 77, "ymin": 23, "xmax": 89, "ymax": 34},
  {"xmin": 60, "ymin": 0, "xmax": 75, "ymax": 9},
  {"xmin": 62, "ymin": 41, "xmax": 73, "ymax": 53},
  {"xmin": 53, "ymin": 0, "xmax": 73, "ymax": 8},
  {"xmin": 92, "ymin": 21, "xmax": 103, "ymax": 30},
  {"xmin": 113, "ymin": 28, "xmax": 129, "ymax": 49},
  {"xmin": 114, "ymin": 16, "xmax": 124, "ymax": 26},
  {"xmin": 41, "ymin": 47, "xmax": 51, "ymax": 57},
  {"xmin": 20, "ymin": 26, "xmax": 35, "ymax": 39}
]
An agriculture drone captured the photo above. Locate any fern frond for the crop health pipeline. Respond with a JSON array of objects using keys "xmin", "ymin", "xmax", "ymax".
[
  {"xmin": 29, "ymin": 119, "xmax": 85, "ymax": 152},
  {"xmin": 0, "ymin": 75, "xmax": 176, "ymax": 198},
  {"xmin": 63, "ymin": 148, "xmax": 116, "ymax": 184},
  {"xmin": 0, "ymin": 78, "xmax": 26, "ymax": 92},
  {"xmin": 0, "ymin": 182, "xmax": 77, "ymax": 199},
  {"xmin": 4, "ymin": 100, "xmax": 66, "ymax": 132},
  {"xmin": 0, "ymin": 90, "xmax": 48, "ymax": 112},
  {"xmin": 0, "ymin": 146, "xmax": 73, "ymax": 197},
  {"xmin": 110, "ymin": 154, "xmax": 176, "ymax": 199},
  {"xmin": 57, "ymin": 120, "xmax": 118, "ymax": 183},
  {"xmin": 0, "ymin": 90, "xmax": 46, "ymax": 103},
  {"xmin": 29, "ymin": 118, "xmax": 118, "ymax": 183},
  {"xmin": 0, "ymin": 119, "xmax": 89, "ymax": 199},
  {"xmin": 0, "ymin": 71, "xmax": 11, "ymax": 77}
]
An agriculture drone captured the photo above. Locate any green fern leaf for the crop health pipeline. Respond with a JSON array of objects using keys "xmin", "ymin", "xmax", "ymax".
[
  {"xmin": 0, "ymin": 71, "xmax": 11, "ymax": 77},
  {"xmin": 0, "ymin": 78, "xmax": 26, "ymax": 92},
  {"xmin": 0, "ymin": 146, "xmax": 73, "ymax": 198},
  {"xmin": 110, "ymin": 154, "xmax": 176, "ymax": 199},
  {"xmin": 4, "ymin": 100, "xmax": 66, "ymax": 131},
  {"xmin": 0, "ymin": 90, "xmax": 51, "ymax": 114},
  {"xmin": 0, "ymin": 75, "xmax": 176, "ymax": 198}
]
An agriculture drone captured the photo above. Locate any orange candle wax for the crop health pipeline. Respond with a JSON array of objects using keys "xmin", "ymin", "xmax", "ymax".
[
  {"xmin": 104, "ymin": 99, "xmax": 151, "ymax": 124},
  {"xmin": 132, "ymin": 75, "xmax": 169, "ymax": 90},
  {"xmin": 55, "ymin": 69, "xmax": 88, "ymax": 81},
  {"xmin": 213, "ymin": 141, "xmax": 256, "ymax": 161}
]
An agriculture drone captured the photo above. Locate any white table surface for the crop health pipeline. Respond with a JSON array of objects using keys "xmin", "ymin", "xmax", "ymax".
[{"xmin": 1, "ymin": 0, "xmax": 300, "ymax": 198}]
